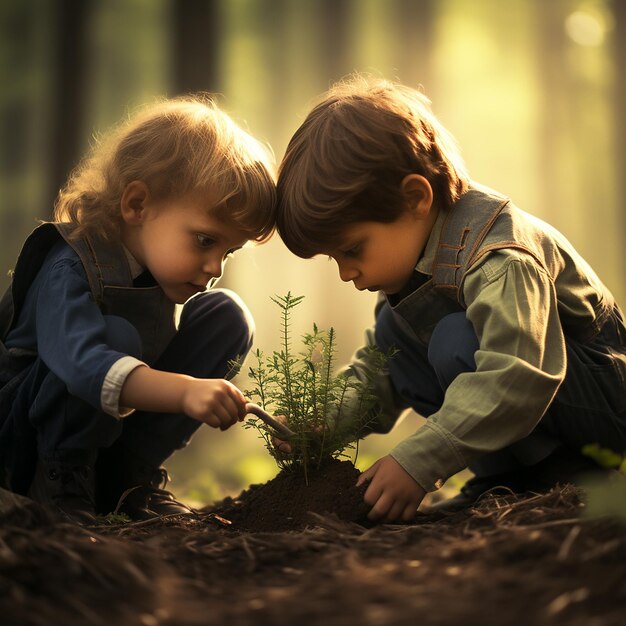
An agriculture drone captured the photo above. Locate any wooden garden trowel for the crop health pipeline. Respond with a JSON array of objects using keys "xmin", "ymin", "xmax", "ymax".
[{"xmin": 245, "ymin": 403, "xmax": 296, "ymax": 440}]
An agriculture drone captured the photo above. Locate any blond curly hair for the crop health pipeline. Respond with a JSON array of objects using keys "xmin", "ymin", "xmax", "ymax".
[{"xmin": 54, "ymin": 95, "xmax": 276, "ymax": 242}]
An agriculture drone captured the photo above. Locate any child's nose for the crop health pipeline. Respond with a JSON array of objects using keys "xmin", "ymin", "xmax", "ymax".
[
  {"xmin": 337, "ymin": 260, "xmax": 358, "ymax": 283},
  {"xmin": 203, "ymin": 257, "xmax": 224, "ymax": 278}
]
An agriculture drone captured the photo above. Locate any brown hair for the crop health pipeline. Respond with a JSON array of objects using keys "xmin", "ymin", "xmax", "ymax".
[
  {"xmin": 54, "ymin": 94, "xmax": 277, "ymax": 242},
  {"xmin": 277, "ymin": 75, "xmax": 469, "ymax": 257}
]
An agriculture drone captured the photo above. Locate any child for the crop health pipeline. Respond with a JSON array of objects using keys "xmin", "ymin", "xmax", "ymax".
[
  {"xmin": 0, "ymin": 95, "xmax": 276, "ymax": 523},
  {"xmin": 275, "ymin": 76, "xmax": 626, "ymax": 522}
]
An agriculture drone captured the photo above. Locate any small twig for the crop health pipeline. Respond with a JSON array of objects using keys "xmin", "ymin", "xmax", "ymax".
[
  {"xmin": 88, "ymin": 511, "xmax": 202, "ymax": 531},
  {"xmin": 546, "ymin": 588, "xmax": 590, "ymax": 616},
  {"xmin": 581, "ymin": 538, "xmax": 623, "ymax": 562},
  {"xmin": 485, "ymin": 518, "xmax": 582, "ymax": 535},
  {"xmin": 496, "ymin": 507, "xmax": 513, "ymax": 523},
  {"xmin": 557, "ymin": 525, "xmax": 582, "ymax": 561}
]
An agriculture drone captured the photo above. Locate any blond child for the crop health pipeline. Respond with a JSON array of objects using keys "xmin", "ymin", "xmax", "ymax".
[
  {"xmin": 0, "ymin": 96, "xmax": 276, "ymax": 523},
  {"xmin": 276, "ymin": 76, "xmax": 626, "ymax": 521}
]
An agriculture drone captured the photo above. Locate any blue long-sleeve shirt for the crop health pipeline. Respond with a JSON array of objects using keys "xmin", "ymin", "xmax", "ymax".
[{"xmin": 6, "ymin": 240, "xmax": 144, "ymax": 416}]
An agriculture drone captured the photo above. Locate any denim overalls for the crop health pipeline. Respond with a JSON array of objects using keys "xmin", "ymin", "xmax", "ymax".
[
  {"xmin": 0, "ymin": 223, "xmax": 253, "ymax": 493},
  {"xmin": 376, "ymin": 185, "xmax": 626, "ymax": 476}
]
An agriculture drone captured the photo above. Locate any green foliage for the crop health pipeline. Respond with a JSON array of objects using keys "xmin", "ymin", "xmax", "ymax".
[
  {"xmin": 243, "ymin": 293, "xmax": 391, "ymax": 479},
  {"xmin": 581, "ymin": 443, "xmax": 626, "ymax": 472},
  {"xmin": 581, "ymin": 444, "xmax": 626, "ymax": 521},
  {"xmin": 97, "ymin": 512, "xmax": 132, "ymax": 525},
  {"xmin": 582, "ymin": 474, "xmax": 626, "ymax": 522}
]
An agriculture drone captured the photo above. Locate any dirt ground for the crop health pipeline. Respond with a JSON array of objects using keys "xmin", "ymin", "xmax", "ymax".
[{"xmin": 1, "ymin": 462, "xmax": 625, "ymax": 626}]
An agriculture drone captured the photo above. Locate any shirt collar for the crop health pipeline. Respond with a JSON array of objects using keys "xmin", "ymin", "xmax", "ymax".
[
  {"xmin": 122, "ymin": 246, "xmax": 144, "ymax": 280},
  {"xmin": 415, "ymin": 209, "xmax": 446, "ymax": 276}
]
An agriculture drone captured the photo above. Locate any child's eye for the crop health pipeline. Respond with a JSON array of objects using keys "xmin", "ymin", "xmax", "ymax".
[
  {"xmin": 196, "ymin": 234, "xmax": 215, "ymax": 248},
  {"xmin": 343, "ymin": 244, "xmax": 361, "ymax": 258}
]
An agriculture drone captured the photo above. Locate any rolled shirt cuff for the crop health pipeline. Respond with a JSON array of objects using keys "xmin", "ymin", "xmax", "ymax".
[
  {"xmin": 389, "ymin": 420, "xmax": 468, "ymax": 492},
  {"xmin": 100, "ymin": 356, "xmax": 147, "ymax": 418}
]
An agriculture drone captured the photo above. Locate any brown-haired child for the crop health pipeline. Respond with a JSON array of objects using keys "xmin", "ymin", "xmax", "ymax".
[{"xmin": 276, "ymin": 75, "xmax": 625, "ymax": 521}]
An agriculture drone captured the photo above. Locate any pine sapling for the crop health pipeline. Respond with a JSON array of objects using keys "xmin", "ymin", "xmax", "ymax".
[{"xmin": 244, "ymin": 293, "xmax": 393, "ymax": 482}]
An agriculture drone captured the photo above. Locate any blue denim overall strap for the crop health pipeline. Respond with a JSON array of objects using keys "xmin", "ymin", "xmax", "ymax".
[
  {"xmin": 54, "ymin": 223, "xmax": 176, "ymax": 365},
  {"xmin": 0, "ymin": 225, "xmax": 62, "ymax": 343},
  {"xmin": 0, "ymin": 225, "xmax": 62, "ymax": 387},
  {"xmin": 0, "ymin": 222, "xmax": 176, "ymax": 367}
]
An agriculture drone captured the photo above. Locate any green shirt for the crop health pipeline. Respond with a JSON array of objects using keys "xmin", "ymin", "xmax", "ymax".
[{"xmin": 347, "ymin": 210, "xmax": 590, "ymax": 492}]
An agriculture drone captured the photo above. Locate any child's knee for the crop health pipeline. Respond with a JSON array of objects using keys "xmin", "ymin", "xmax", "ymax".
[
  {"xmin": 181, "ymin": 289, "xmax": 255, "ymax": 352},
  {"xmin": 428, "ymin": 313, "xmax": 479, "ymax": 381},
  {"xmin": 104, "ymin": 315, "xmax": 142, "ymax": 358}
]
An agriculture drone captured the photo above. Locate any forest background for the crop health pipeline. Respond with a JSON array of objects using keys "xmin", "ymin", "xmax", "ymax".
[{"xmin": 1, "ymin": 0, "xmax": 624, "ymax": 505}]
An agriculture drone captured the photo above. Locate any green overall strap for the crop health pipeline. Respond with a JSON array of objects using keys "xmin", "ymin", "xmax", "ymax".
[{"xmin": 431, "ymin": 185, "xmax": 510, "ymax": 304}]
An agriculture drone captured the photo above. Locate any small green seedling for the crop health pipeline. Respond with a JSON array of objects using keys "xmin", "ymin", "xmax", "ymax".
[{"xmin": 239, "ymin": 293, "xmax": 392, "ymax": 483}]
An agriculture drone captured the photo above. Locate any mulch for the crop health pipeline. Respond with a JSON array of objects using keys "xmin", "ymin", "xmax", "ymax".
[{"xmin": 1, "ymin": 464, "xmax": 625, "ymax": 626}]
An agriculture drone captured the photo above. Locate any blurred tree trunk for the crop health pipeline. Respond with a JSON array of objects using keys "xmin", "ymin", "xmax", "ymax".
[
  {"xmin": 534, "ymin": 0, "xmax": 564, "ymax": 222},
  {"xmin": 171, "ymin": 0, "xmax": 220, "ymax": 94},
  {"xmin": 318, "ymin": 0, "xmax": 350, "ymax": 78},
  {"xmin": 614, "ymin": 0, "xmax": 626, "ymax": 256},
  {"xmin": 534, "ymin": 0, "xmax": 622, "ymax": 300},
  {"xmin": 47, "ymin": 0, "xmax": 93, "ymax": 216},
  {"xmin": 393, "ymin": 0, "xmax": 435, "ymax": 94}
]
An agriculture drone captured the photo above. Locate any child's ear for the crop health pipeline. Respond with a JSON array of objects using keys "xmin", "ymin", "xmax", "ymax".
[
  {"xmin": 120, "ymin": 181, "xmax": 150, "ymax": 225},
  {"xmin": 400, "ymin": 174, "xmax": 433, "ymax": 219}
]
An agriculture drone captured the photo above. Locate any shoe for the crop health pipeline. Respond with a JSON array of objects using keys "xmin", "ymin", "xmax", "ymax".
[
  {"xmin": 118, "ymin": 466, "xmax": 196, "ymax": 520},
  {"xmin": 114, "ymin": 460, "xmax": 195, "ymax": 520},
  {"xmin": 28, "ymin": 459, "xmax": 97, "ymax": 524},
  {"xmin": 427, "ymin": 474, "xmax": 520, "ymax": 513},
  {"xmin": 428, "ymin": 448, "xmax": 609, "ymax": 514},
  {"xmin": 95, "ymin": 443, "xmax": 195, "ymax": 519}
]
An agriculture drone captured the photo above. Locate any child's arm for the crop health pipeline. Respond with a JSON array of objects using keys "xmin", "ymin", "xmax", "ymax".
[
  {"xmin": 32, "ymin": 253, "xmax": 246, "ymax": 428},
  {"xmin": 120, "ymin": 365, "xmax": 247, "ymax": 429},
  {"xmin": 387, "ymin": 251, "xmax": 566, "ymax": 500}
]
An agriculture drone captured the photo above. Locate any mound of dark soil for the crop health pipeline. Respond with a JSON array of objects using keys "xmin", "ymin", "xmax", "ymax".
[{"xmin": 208, "ymin": 457, "xmax": 370, "ymax": 532}]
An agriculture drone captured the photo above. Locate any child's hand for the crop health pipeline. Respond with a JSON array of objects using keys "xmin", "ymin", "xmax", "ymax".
[
  {"xmin": 356, "ymin": 455, "xmax": 426, "ymax": 523},
  {"xmin": 182, "ymin": 378, "xmax": 247, "ymax": 430},
  {"xmin": 271, "ymin": 416, "xmax": 293, "ymax": 454},
  {"xmin": 270, "ymin": 418, "xmax": 325, "ymax": 455}
]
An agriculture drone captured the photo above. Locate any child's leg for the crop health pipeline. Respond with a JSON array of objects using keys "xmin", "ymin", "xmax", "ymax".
[
  {"xmin": 17, "ymin": 314, "xmax": 140, "ymax": 521},
  {"xmin": 374, "ymin": 304, "xmax": 448, "ymax": 417},
  {"xmin": 474, "ymin": 307, "xmax": 626, "ymax": 474},
  {"xmin": 539, "ymin": 306, "xmax": 626, "ymax": 456},
  {"xmin": 381, "ymin": 303, "xmax": 625, "ymax": 512},
  {"xmin": 459, "ymin": 311, "xmax": 625, "ymax": 509},
  {"xmin": 375, "ymin": 307, "xmax": 485, "ymax": 416},
  {"xmin": 376, "ymin": 305, "xmax": 560, "ymax": 475}
]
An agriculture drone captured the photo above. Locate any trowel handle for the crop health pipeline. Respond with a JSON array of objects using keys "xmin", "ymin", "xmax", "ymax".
[{"xmin": 245, "ymin": 403, "xmax": 296, "ymax": 440}]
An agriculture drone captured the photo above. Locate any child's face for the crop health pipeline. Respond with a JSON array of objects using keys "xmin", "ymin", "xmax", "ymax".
[
  {"xmin": 122, "ymin": 185, "xmax": 249, "ymax": 304},
  {"xmin": 322, "ymin": 209, "xmax": 436, "ymax": 295}
]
